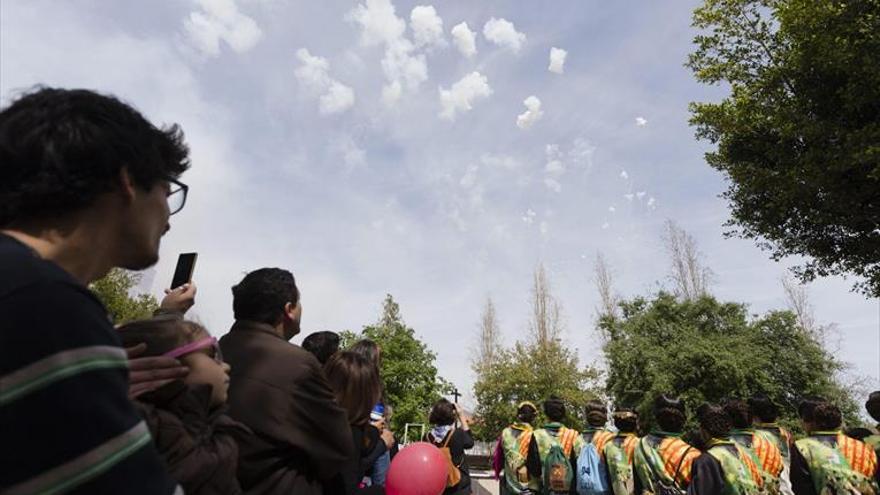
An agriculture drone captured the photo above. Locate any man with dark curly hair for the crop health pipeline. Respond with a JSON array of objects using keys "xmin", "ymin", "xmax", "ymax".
[
  {"xmin": 865, "ymin": 391, "xmax": 880, "ymax": 455},
  {"xmin": 0, "ymin": 87, "xmax": 191, "ymax": 494},
  {"xmin": 688, "ymin": 403, "xmax": 764, "ymax": 494}
]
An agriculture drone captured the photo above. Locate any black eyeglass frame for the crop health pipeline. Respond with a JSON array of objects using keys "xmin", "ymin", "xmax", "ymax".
[{"xmin": 166, "ymin": 177, "xmax": 189, "ymax": 215}]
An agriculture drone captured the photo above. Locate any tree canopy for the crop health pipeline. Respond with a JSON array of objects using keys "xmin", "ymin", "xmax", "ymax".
[
  {"xmin": 600, "ymin": 291, "xmax": 859, "ymax": 431},
  {"xmin": 341, "ymin": 294, "xmax": 451, "ymax": 435},
  {"xmin": 89, "ymin": 268, "xmax": 158, "ymax": 324},
  {"xmin": 687, "ymin": 0, "xmax": 880, "ymax": 296}
]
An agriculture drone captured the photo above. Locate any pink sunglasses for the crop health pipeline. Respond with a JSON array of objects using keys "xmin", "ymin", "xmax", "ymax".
[{"xmin": 163, "ymin": 336, "xmax": 223, "ymax": 364}]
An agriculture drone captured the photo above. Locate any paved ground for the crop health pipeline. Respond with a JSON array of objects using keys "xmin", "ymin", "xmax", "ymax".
[{"xmin": 471, "ymin": 472, "xmax": 498, "ymax": 495}]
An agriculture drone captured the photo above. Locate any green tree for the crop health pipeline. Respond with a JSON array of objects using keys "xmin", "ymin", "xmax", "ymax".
[
  {"xmin": 687, "ymin": 0, "xmax": 880, "ymax": 296},
  {"xmin": 472, "ymin": 265, "xmax": 601, "ymax": 441},
  {"xmin": 340, "ymin": 294, "xmax": 451, "ymax": 434},
  {"xmin": 89, "ymin": 268, "xmax": 158, "ymax": 324},
  {"xmin": 600, "ymin": 292, "xmax": 859, "ymax": 432}
]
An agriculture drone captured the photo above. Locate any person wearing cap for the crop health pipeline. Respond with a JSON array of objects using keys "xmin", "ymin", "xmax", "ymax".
[
  {"xmin": 688, "ymin": 403, "xmax": 763, "ymax": 494},
  {"xmin": 633, "ymin": 395, "xmax": 700, "ymax": 494},
  {"xmin": 583, "ymin": 399, "xmax": 616, "ymax": 455},
  {"xmin": 499, "ymin": 401, "xmax": 541, "ymax": 494},
  {"xmin": 603, "ymin": 408, "xmax": 640, "ymax": 495}
]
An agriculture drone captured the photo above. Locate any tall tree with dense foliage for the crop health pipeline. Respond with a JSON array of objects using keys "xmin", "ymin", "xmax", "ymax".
[
  {"xmin": 687, "ymin": 0, "xmax": 880, "ymax": 296},
  {"xmin": 89, "ymin": 268, "xmax": 158, "ymax": 324},
  {"xmin": 601, "ymin": 291, "xmax": 859, "ymax": 430},
  {"xmin": 340, "ymin": 294, "xmax": 451, "ymax": 435},
  {"xmin": 471, "ymin": 265, "xmax": 601, "ymax": 441}
]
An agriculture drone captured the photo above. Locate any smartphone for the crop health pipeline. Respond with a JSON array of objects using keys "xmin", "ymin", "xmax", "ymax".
[{"xmin": 170, "ymin": 252, "xmax": 198, "ymax": 289}]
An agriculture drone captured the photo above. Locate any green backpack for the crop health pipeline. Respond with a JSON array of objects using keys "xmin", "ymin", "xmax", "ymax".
[
  {"xmin": 795, "ymin": 437, "xmax": 879, "ymax": 495},
  {"xmin": 543, "ymin": 443, "xmax": 573, "ymax": 494}
]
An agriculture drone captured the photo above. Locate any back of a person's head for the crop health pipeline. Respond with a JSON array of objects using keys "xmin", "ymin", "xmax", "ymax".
[
  {"xmin": 516, "ymin": 401, "xmax": 538, "ymax": 424},
  {"xmin": 845, "ymin": 427, "xmax": 873, "ymax": 441},
  {"xmin": 232, "ymin": 268, "xmax": 299, "ymax": 325},
  {"xmin": 544, "ymin": 397, "xmax": 566, "ymax": 422},
  {"xmin": 723, "ymin": 398, "xmax": 752, "ymax": 429},
  {"xmin": 585, "ymin": 399, "xmax": 606, "ymax": 427},
  {"xmin": 301, "ymin": 331, "xmax": 340, "ymax": 365},
  {"xmin": 866, "ymin": 391, "xmax": 880, "ymax": 423},
  {"xmin": 811, "ymin": 402, "xmax": 842, "ymax": 431},
  {"xmin": 798, "ymin": 396, "xmax": 828, "ymax": 423},
  {"xmin": 697, "ymin": 403, "xmax": 731, "ymax": 439},
  {"xmin": 323, "ymin": 351, "xmax": 380, "ymax": 426},
  {"xmin": 349, "ymin": 339, "xmax": 380, "ymax": 368},
  {"xmin": 429, "ymin": 398, "xmax": 457, "ymax": 426},
  {"xmin": 117, "ymin": 317, "xmax": 204, "ymax": 356},
  {"xmin": 654, "ymin": 395, "xmax": 687, "ymax": 433},
  {"xmin": 612, "ymin": 409, "xmax": 639, "ymax": 433},
  {"xmin": 0, "ymin": 87, "xmax": 190, "ymax": 228},
  {"xmin": 748, "ymin": 393, "xmax": 779, "ymax": 423}
]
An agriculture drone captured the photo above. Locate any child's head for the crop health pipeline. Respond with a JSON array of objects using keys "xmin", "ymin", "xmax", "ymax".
[{"xmin": 118, "ymin": 317, "xmax": 230, "ymax": 407}]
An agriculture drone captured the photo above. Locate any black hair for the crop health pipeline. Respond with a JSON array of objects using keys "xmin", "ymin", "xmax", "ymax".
[
  {"xmin": 845, "ymin": 427, "xmax": 873, "ymax": 441},
  {"xmin": 748, "ymin": 393, "xmax": 779, "ymax": 423},
  {"xmin": 232, "ymin": 268, "xmax": 299, "ymax": 325},
  {"xmin": 544, "ymin": 397, "xmax": 566, "ymax": 422},
  {"xmin": 812, "ymin": 402, "xmax": 842, "ymax": 431},
  {"xmin": 117, "ymin": 317, "xmax": 205, "ymax": 357},
  {"xmin": 723, "ymin": 398, "xmax": 752, "ymax": 429},
  {"xmin": 613, "ymin": 409, "xmax": 639, "ymax": 433},
  {"xmin": 584, "ymin": 399, "xmax": 606, "ymax": 427},
  {"xmin": 429, "ymin": 398, "xmax": 457, "ymax": 426},
  {"xmin": 302, "ymin": 331, "xmax": 340, "ymax": 365},
  {"xmin": 0, "ymin": 87, "xmax": 190, "ymax": 227},
  {"xmin": 798, "ymin": 396, "xmax": 828, "ymax": 423},
  {"xmin": 350, "ymin": 339, "xmax": 380, "ymax": 369},
  {"xmin": 517, "ymin": 403, "xmax": 538, "ymax": 424},
  {"xmin": 654, "ymin": 395, "xmax": 687, "ymax": 433},
  {"xmin": 696, "ymin": 403, "xmax": 731, "ymax": 438},
  {"xmin": 866, "ymin": 391, "xmax": 880, "ymax": 422}
]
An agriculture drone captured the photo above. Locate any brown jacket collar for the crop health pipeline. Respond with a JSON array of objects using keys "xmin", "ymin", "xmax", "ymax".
[{"xmin": 229, "ymin": 319, "xmax": 287, "ymax": 341}]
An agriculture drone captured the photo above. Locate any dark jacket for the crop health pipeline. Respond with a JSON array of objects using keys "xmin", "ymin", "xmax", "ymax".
[
  {"xmin": 326, "ymin": 425, "xmax": 387, "ymax": 494},
  {"xmin": 136, "ymin": 381, "xmax": 249, "ymax": 495},
  {"xmin": 219, "ymin": 320, "xmax": 354, "ymax": 494},
  {"xmin": 426, "ymin": 427, "xmax": 475, "ymax": 495}
]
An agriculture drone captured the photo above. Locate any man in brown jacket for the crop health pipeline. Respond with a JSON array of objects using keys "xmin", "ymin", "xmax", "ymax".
[{"xmin": 219, "ymin": 268, "xmax": 354, "ymax": 494}]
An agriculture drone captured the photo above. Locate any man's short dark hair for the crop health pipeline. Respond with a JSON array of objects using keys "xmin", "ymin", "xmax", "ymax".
[
  {"xmin": 517, "ymin": 402, "xmax": 538, "ymax": 424},
  {"xmin": 612, "ymin": 409, "xmax": 639, "ymax": 433},
  {"xmin": 232, "ymin": 268, "xmax": 299, "ymax": 325},
  {"xmin": 654, "ymin": 395, "xmax": 687, "ymax": 433},
  {"xmin": 585, "ymin": 399, "xmax": 606, "ymax": 427},
  {"xmin": 544, "ymin": 397, "xmax": 566, "ymax": 422},
  {"xmin": 302, "ymin": 331, "xmax": 340, "ymax": 365},
  {"xmin": 429, "ymin": 398, "xmax": 457, "ymax": 426},
  {"xmin": 748, "ymin": 393, "xmax": 779, "ymax": 423},
  {"xmin": 798, "ymin": 396, "xmax": 828, "ymax": 423},
  {"xmin": 0, "ymin": 87, "xmax": 189, "ymax": 227},
  {"xmin": 697, "ymin": 403, "xmax": 731, "ymax": 438},
  {"xmin": 723, "ymin": 398, "xmax": 752, "ymax": 429},
  {"xmin": 812, "ymin": 402, "xmax": 842, "ymax": 431},
  {"xmin": 866, "ymin": 391, "xmax": 880, "ymax": 422}
]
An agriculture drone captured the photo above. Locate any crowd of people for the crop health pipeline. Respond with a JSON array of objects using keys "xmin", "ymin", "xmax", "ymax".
[
  {"xmin": 493, "ymin": 393, "xmax": 880, "ymax": 495},
  {"xmin": 1, "ymin": 87, "xmax": 879, "ymax": 495}
]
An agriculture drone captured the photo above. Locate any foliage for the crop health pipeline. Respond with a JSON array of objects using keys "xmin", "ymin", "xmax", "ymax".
[
  {"xmin": 89, "ymin": 268, "xmax": 158, "ymax": 324},
  {"xmin": 340, "ymin": 294, "xmax": 452, "ymax": 434},
  {"xmin": 600, "ymin": 292, "xmax": 859, "ymax": 432},
  {"xmin": 687, "ymin": 0, "xmax": 880, "ymax": 296}
]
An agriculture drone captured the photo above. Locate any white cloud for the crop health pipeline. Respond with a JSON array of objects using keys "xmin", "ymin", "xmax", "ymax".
[
  {"xmin": 438, "ymin": 71, "xmax": 492, "ymax": 120},
  {"xmin": 294, "ymin": 48, "xmax": 355, "ymax": 115},
  {"xmin": 624, "ymin": 193, "xmax": 634, "ymax": 201},
  {"xmin": 548, "ymin": 47, "xmax": 567, "ymax": 74},
  {"xmin": 334, "ymin": 135, "xmax": 367, "ymax": 171},
  {"xmin": 481, "ymin": 153, "xmax": 519, "ymax": 169},
  {"xmin": 460, "ymin": 163, "xmax": 478, "ymax": 188},
  {"xmin": 620, "ymin": 170, "xmax": 629, "ymax": 180},
  {"xmin": 545, "ymin": 160, "xmax": 564, "ymax": 175},
  {"xmin": 608, "ymin": 206, "xmax": 616, "ymax": 213},
  {"xmin": 516, "ymin": 95, "xmax": 543, "ymax": 130},
  {"xmin": 482, "ymin": 17, "xmax": 525, "ymax": 53},
  {"xmin": 381, "ymin": 39, "xmax": 428, "ymax": 92},
  {"xmin": 450, "ymin": 22, "xmax": 477, "ymax": 58},
  {"xmin": 647, "ymin": 197, "xmax": 656, "ymax": 209},
  {"xmin": 410, "ymin": 5, "xmax": 445, "ymax": 49},
  {"xmin": 544, "ymin": 177, "xmax": 562, "ymax": 193},
  {"xmin": 183, "ymin": 0, "xmax": 262, "ymax": 57},
  {"xmin": 568, "ymin": 138, "xmax": 596, "ymax": 171},
  {"xmin": 347, "ymin": 0, "xmax": 406, "ymax": 46},
  {"xmin": 636, "ymin": 191, "xmax": 647, "ymax": 200},
  {"xmin": 522, "ymin": 208, "xmax": 536, "ymax": 224},
  {"xmin": 601, "ymin": 222, "xmax": 610, "ymax": 230},
  {"xmin": 635, "ymin": 116, "xmax": 648, "ymax": 127},
  {"xmin": 539, "ymin": 221, "xmax": 549, "ymax": 235}
]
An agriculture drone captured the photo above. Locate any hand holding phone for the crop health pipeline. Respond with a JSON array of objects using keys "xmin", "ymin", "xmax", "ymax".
[
  {"xmin": 170, "ymin": 253, "xmax": 198, "ymax": 290},
  {"xmin": 159, "ymin": 283, "xmax": 197, "ymax": 314}
]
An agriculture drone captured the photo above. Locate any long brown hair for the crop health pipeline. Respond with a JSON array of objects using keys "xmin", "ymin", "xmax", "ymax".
[{"xmin": 324, "ymin": 351, "xmax": 381, "ymax": 426}]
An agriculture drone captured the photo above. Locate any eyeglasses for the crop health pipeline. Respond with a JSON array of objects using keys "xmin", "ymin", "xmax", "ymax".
[
  {"xmin": 163, "ymin": 336, "xmax": 223, "ymax": 364},
  {"xmin": 167, "ymin": 178, "xmax": 189, "ymax": 215}
]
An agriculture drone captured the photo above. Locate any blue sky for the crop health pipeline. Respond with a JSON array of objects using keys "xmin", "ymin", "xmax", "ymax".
[{"xmin": 2, "ymin": 0, "xmax": 877, "ymax": 408}]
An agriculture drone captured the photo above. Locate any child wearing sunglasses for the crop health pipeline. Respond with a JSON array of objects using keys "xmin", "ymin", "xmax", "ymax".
[{"xmin": 118, "ymin": 317, "xmax": 249, "ymax": 495}]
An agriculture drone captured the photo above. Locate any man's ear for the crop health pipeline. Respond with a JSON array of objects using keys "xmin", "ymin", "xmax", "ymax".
[{"xmin": 117, "ymin": 167, "xmax": 137, "ymax": 203}]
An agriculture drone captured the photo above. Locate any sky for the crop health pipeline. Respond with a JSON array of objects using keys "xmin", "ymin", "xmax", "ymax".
[{"xmin": 2, "ymin": 0, "xmax": 878, "ymax": 410}]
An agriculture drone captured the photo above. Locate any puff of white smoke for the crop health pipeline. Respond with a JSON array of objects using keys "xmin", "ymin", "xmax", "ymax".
[
  {"xmin": 483, "ymin": 17, "xmax": 526, "ymax": 53},
  {"xmin": 544, "ymin": 178, "xmax": 562, "ymax": 193},
  {"xmin": 608, "ymin": 206, "xmax": 616, "ymax": 213},
  {"xmin": 545, "ymin": 160, "xmax": 564, "ymax": 175},
  {"xmin": 548, "ymin": 47, "xmax": 567, "ymax": 74},
  {"xmin": 620, "ymin": 170, "xmax": 629, "ymax": 180},
  {"xmin": 635, "ymin": 116, "xmax": 648, "ymax": 127},
  {"xmin": 438, "ymin": 72, "xmax": 493, "ymax": 120},
  {"xmin": 295, "ymin": 48, "xmax": 355, "ymax": 115},
  {"xmin": 647, "ymin": 197, "xmax": 656, "ymax": 209},
  {"xmin": 522, "ymin": 208, "xmax": 536, "ymax": 224},
  {"xmin": 516, "ymin": 96, "xmax": 543, "ymax": 130},
  {"xmin": 410, "ymin": 5, "xmax": 445, "ymax": 48},
  {"xmin": 624, "ymin": 193, "xmax": 634, "ymax": 202},
  {"xmin": 451, "ymin": 22, "xmax": 477, "ymax": 57},
  {"xmin": 636, "ymin": 191, "xmax": 646, "ymax": 199},
  {"xmin": 184, "ymin": 0, "xmax": 263, "ymax": 57}
]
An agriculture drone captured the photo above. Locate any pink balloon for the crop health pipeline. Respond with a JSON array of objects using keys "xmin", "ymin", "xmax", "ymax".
[{"xmin": 386, "ymin": 442, "xmax": 448, "ymax": 495}]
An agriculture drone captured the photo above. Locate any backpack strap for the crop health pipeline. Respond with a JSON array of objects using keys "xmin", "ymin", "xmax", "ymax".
[
  {"xmin": 639, "ymin": 437, "xmax": 682, "ymax": 490},
  {"xmin": 518, "ymin": 429, "xmax": 533, "ymax": 458}
]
